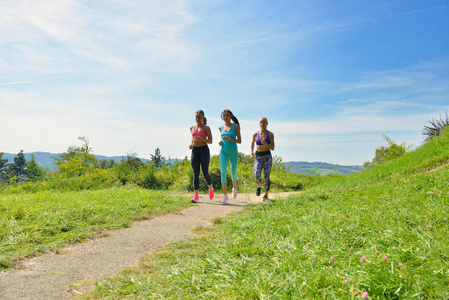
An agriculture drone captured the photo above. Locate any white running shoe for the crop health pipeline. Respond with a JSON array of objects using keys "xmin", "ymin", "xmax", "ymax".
[
  {"xmin": 232, "ymin": 188, "xmax": 237, "ymax": 198},
  {"xmin": 221, "ymin": 194, "xmax": 229, "ymax": 204}
]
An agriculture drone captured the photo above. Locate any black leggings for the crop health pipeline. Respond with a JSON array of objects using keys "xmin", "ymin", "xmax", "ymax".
[{"xmin": 191, "ymin": 145, "xmax": 212, "ymax": 190}]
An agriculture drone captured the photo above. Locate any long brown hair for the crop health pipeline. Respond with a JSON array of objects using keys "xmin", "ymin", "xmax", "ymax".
[{"xmin": 221, "ymin": 109, "xmax": 239, "ymax": 125}]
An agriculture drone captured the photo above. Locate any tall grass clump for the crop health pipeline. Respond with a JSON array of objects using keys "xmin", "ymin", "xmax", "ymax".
[{"xmin": 83, "ymin": 129, "xmax": 449, "ymax": 299}]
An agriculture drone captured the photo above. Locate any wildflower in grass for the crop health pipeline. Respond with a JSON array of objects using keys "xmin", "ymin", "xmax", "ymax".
[
  {"xmin": 361, "ymin": 232, "xmax": 364, "ymax": 236},
  {"xmin": 313, "ymin": 212, "xmax": 316, "ymax": 215},
  {"xmin": 444, "ymin": 217, "xmax": 447, "ymax": 221},
  {"xmin": 350, "ymin": 248, "xmax": 354, "ymax": 252},
  {"xmin": 342, "ymin": 280, "xmax": 348, "ymax": 284},
  {"xmin": 375, "ymin": 251, "xmax": 379, "ymax": 255},
  {"xmin": 362, "ymin": 291, "xmax": 368, "ymax": 299},
  {"xmin": 393, "ymin": 247, "xmax": 397, "ymax": 250},
  {"xmin": 398, "ymin": 263, "xmax": 403, "ymax": 267},
  {"xmin": 383, "ymin": 256, "xmax": 388, "ymax": 262},
  {"xmin": 308, "ymin": 242, "xmax": 312, "ymax": 246},
  {"xmin": 330, "ymin": 256, "xmax": 335, "ymax": 261},
  {"xmin": 398, "ymin": 209, "xmax": 401, "ymax": 212},
  {"xmin": 346, "ymin": 214, "xmax": 349, "ymax": 217},
  {"xmin": 360, "ymin": 256, "xmax": 367, "ymax": 262},
  {"xmin": 426, "ymin": 225, "xmax": 430, "ymax": 229}
]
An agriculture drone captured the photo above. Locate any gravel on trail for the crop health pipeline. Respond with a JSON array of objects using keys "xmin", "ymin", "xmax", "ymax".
[{"xmin": 0, "ymin": 192, "xmax": 295, "ymax": 300}]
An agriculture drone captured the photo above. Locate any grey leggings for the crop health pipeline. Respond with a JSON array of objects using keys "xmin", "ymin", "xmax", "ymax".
[
  {"xmin": 254, "ymin": 151, "xmax": 272, "ymax": 191},
  {"xmin": 191, "ymin": 145, "xmax": 212, "ymax": 190}
]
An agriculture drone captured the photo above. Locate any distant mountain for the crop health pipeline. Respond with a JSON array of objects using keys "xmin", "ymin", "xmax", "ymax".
[
  {"xmin": 2, "ymin": 152, "xmax": 58, "ymax": 170},
  {"xmin": 1, "ymin": 152, "xmax": 151, "ymax": 170},
  {"xmin": 2, "ymin": 152, "xmax": 363, "ymax": 175},
  {"xmin": 284, "ymin": 161, "xmax": 363, "ymax": 175}
]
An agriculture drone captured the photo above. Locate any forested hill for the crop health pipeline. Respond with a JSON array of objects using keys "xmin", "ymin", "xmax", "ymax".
[
  {"xmin": 284, "ymin": 161, "xmax": 363, "ymax": 175},
  {"xmin": 2, "ymin": 152, "xmax": 362, "ymax": 175},
  {"xmin": 1, "ymin": 152, "xmax": 148, "ymax": 171}
]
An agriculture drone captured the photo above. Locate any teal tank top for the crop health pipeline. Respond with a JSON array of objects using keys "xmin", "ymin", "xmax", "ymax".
[{"xmin": 221, "ymin": 124, "xmax": 237, "ymax": 150}]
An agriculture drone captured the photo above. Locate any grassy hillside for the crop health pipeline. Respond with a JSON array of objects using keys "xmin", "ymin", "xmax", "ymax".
[{"xmin": 82, "ymin": 128, "xmax": 449, "ymax": 299}]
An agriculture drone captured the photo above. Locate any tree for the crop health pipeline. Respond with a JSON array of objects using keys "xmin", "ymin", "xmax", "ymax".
[
  {"xmin": 96, "ymin": 159, "xmax": 117, "ymax": 169},
  {"xmin": 0, "ymin": 152, "xmax": 8, "ymax": 184},
  {"xmin": 124, "ymin": 152, "xmax": 143, "ymax": 170},
  {"xmin": 54, "ymin": 137, "xmax": 97, "ymax": 177},
  {"xmin": 150, "ymin": 148, "xmax": 165, "ymax": 168},
  {"xmin": 27, "ymin": 154, "xmax": 45, "ymax": 181},
  {"xmin": 2, "ymin": 150, "xmax": 28, "ymax": 184}
]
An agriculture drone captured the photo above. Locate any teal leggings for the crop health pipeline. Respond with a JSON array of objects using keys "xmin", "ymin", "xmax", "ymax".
[{"xmin": 220, "ymin": 148, "xmax": 238, "ymax": 184}]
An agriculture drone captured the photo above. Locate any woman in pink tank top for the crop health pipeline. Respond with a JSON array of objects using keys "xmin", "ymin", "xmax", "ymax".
[{"xmin": 189, "ymin": 110, "xmax": 214, "ymax": 202}]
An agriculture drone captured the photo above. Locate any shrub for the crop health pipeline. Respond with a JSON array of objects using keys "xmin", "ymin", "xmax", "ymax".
[
  {"xmin": 363, "ymin": 135, "xmax": 410, "ymax": 168},
  {"xmin": 422, "ymin": 109, "xmax": 449, "ymax": 141}
]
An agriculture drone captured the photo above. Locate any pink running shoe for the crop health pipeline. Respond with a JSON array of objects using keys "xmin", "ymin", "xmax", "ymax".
[
  {"xmin": 209, "ymin": 188, "xmax": 214, "ymax": 200},
  {"xmin": 191, "ymin": 194, "xmax": 199, "ymax": 203},
  {"xmin": 232, "ymin": 188, "xmax": 237, "ymax": 198}
]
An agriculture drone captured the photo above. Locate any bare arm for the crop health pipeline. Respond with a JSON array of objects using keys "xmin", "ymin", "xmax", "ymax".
[
  {"xmin": 250, "ymin": 132, "xmax": 257, "ymax": 160},
  {"xmin": 234, "ymin": 124, "xmax": 242, "ymax": 144},
  {"xmin": 204, "ymin": 126, "xmax": 213, "ymax": 144},
  {"xmin": 189, "ymin": 126, "xmax": 194, "ymax": 149}
]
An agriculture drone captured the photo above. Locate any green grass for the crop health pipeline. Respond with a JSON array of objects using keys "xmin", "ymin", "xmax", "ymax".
[
  {"xmin": 0, "ymin": 187, "xmax": 191, "ymax": 269},
  {"xmin": 80, "ymin": 130, "xmax": 449, "ymax": 299}
]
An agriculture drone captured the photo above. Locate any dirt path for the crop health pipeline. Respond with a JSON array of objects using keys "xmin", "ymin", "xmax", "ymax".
[{"xmin": 0, "ymin": 192, "xmax": 297, "ymax": 300}]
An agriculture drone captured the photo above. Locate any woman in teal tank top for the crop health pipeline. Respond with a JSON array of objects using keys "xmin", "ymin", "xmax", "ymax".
[{"xmin": 218, "ymin": 109, "xmax": 241, "ymax": 204}]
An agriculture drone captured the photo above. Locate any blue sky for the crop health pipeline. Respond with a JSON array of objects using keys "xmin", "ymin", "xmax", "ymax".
[{"xmin": 1, "ymin": 0, "xmax": 448, "ymax": 165}]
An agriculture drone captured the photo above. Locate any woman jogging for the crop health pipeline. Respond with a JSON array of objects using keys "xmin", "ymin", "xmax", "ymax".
[
  {"xmin": 218, "ymin": 109, "xmax": 241, "ymax": 204},
  {"xmin": 251, "ymin": 117, "xmax": 275, "ymax": 201},
  {"xmin": 189, "ymin": 110, "xmax": 214, "ymax": 203}
]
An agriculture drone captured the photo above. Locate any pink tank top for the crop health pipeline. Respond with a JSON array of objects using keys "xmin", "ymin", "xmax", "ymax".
[{"xmin": 191, "ymin": 125, "xmax": 207, "ymax": 139}]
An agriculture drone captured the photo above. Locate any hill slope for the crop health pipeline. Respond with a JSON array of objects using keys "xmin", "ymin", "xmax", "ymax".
[{"xmin": 83, "ymin": 127, "xmax": 449, "ymax": 299}]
